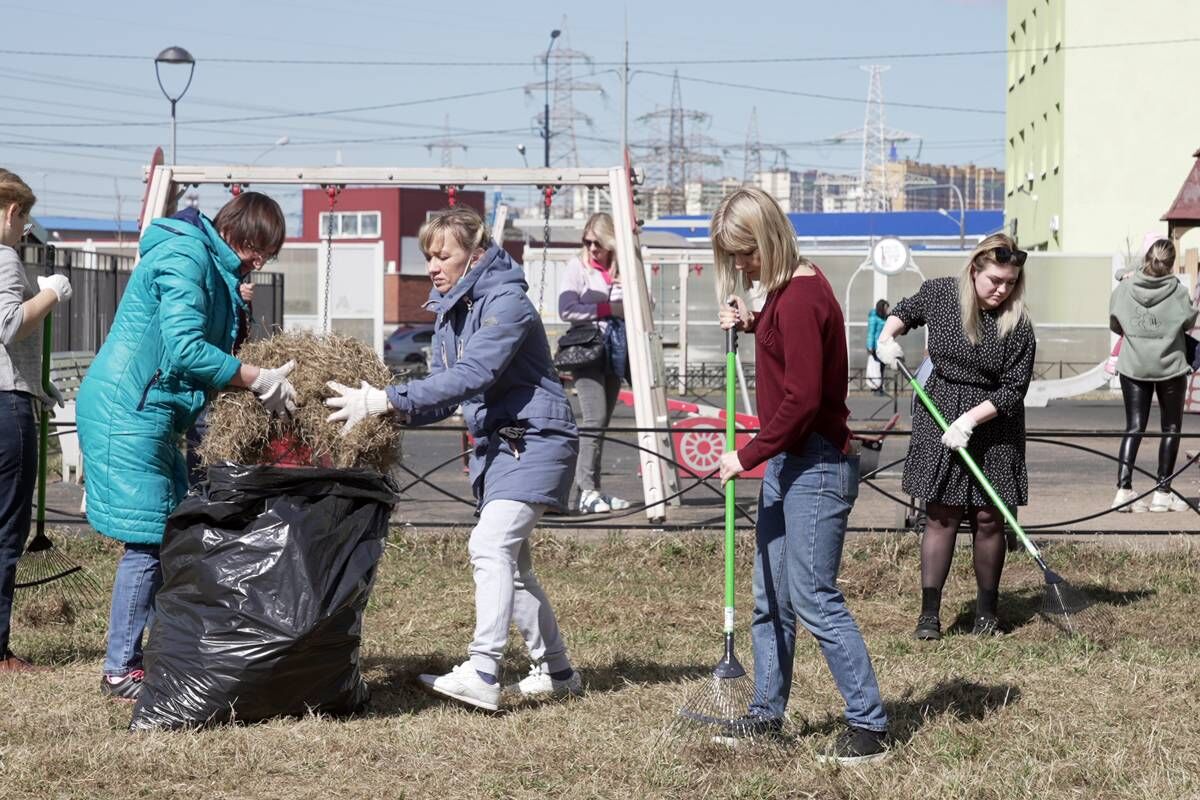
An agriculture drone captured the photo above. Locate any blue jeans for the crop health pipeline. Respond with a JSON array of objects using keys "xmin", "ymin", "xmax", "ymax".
[
  {"xmin": 103, "ymin": 543, "xmax": 162, "ymax": 676},
  {"xmin": 0, "ymin": 391, "xmax": 37, "ymax": 655},
  {"xmin": 749, "ymin": 436, "xmax": 888, "ymax": 732}
]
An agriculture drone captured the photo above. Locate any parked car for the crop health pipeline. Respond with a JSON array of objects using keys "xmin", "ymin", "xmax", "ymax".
[{"xmin": 384, "ymin": 325, "xmax": 435, "ymax": 371}]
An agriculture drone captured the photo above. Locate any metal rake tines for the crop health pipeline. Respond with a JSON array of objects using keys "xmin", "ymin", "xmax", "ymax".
[
  {"xmin": 15, "ymin": 543, "xmax": 106, "ymax": 606},
  {"xmin": 1039, "ymin": 579, "xmax": 1116, "ymax": 637},
  {"xmin": 671, "ymin": 672, "xmax": 757, "ymax": 734}
]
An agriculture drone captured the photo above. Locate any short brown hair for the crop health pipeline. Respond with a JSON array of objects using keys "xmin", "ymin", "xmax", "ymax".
[
  {"xmin": 418, "ymin": 206, "xmax": 492, "ymax": 257},
  {"xmin": 0, "ymin": 169, "xmax": 37, "ymax": 217},
  {"xmin": 213, "ymin": 191, "xmax": 285, "ymax": 258}
]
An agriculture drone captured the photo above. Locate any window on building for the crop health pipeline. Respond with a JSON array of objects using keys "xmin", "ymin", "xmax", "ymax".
[{"xmin": 317, "ymin": 211, "xmax": 382, "ymax": 239}]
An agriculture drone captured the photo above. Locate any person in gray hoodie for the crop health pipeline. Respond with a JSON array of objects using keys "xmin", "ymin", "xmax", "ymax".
[
  {"xmin": 1109, "ymin": 238, "xmax": 1198, "ymax": 512},
  {"xmin": 326, "ymin": 206, "xmax": 582, "ymax": 711}
]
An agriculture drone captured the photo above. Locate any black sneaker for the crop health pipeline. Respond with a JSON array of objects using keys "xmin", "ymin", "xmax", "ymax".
[
  {"xmin": 817, "ymin": 725, "xmax": 889, "ymax": 765},
  {"xmin": 971, "ymin": 615, "xmax": 1001, "ymax": 636},
  {"xmin": 711, "ymin": 714, "xmax": 784, "ymax": 746},
  {"xmin": 100, "ymin": 668, "xmax": 144, "ymax": 701},
  {"xmin": 914, "ymin": 614, "xmax": 942, "ymax": 641}
]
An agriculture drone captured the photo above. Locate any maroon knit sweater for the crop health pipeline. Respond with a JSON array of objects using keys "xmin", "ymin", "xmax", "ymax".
[{"xmin": 737, "ymin": 267, "xmax": 851, "ymax": 470}]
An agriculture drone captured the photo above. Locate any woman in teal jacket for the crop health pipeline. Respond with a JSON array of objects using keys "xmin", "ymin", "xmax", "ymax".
[
  {"xmin": 77, "ymin": 192, "xmax": 297, "ymax": 701},
  {"xmin": 866, "ymin": 299, "xmax": 889, "ymax": 394}
]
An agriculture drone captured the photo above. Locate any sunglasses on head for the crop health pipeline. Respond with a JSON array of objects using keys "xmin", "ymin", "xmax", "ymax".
[{"xmin": 992, "ymin": 246, "xmax": 1027, "ymax": 267}]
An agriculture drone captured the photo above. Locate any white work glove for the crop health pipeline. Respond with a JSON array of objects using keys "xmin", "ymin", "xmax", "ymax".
[
  {"xmin": 37, "ymin": 274, "xmax": 72, "ymax": 303},
  {"xmin": 940, "ymin": 414, "xmax": 977, "ymax": 451},
  {"xmin": 250, "ymin": 360, "xmax": 298, "ymax": 417},
  {"xmin": 874, "ymin": 335, "xmax": 904, "ymax": 369},
  {"xmin": 324, "ymin": 380, "xmax": 392, "ymax": 436}
]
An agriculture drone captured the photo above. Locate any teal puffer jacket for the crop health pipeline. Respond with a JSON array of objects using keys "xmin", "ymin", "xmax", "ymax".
[{"xmin": 77, "ymin": 214, "xmax": 245, "ymax": 544}]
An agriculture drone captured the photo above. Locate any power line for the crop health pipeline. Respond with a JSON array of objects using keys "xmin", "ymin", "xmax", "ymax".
[
  {"xmin": 640, "ymin": 70, "xmax": 1003, "ymax": 115},
  {"xmin": 0, "ymin": 84, "xmax": 529, "ymax": 127},
  {"xmin": 3, "ymin": 163, "xmax": 143, "ymax": 181},
  {"xmin": 1, "ymin": 37, "xmax": 1196, "ymax": 66}
]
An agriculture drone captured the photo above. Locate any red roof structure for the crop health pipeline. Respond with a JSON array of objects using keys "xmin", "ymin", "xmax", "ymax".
[{"xmin": 1162, "ymin": 147, "xmax": 1200, "ymax": 223}]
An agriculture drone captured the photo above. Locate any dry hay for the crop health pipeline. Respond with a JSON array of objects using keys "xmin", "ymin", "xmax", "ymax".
[
  {"xmin": 15, "ymin": 593, "xmax": 76, "ymax": 627},
  {"xmin": 196, "ymin": 331, "xmax": 401, "ymax": 472}
]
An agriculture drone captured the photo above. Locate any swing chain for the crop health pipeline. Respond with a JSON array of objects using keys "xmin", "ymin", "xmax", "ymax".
[
  {"xmin": 321, "ymin": 184, "xmax": 343, "ymax": 333},
  {"xmin": 441, "ymin": 184, "xmax": 462, "ymax": 208},
  {"xmin": 537, "ymin": 185, "xmax": 557, "ymax": 315}
]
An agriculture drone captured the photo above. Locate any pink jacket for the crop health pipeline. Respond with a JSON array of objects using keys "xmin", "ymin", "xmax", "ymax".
[{"xmin": 558, "ymin": 257, "xmax": 622, "ymax": 331}]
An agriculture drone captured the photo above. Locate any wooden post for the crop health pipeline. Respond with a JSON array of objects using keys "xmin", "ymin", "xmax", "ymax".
[
  {"xmin": 609, "ymin": 165, "xmax": 679, "ymax": 520},
  {"xmin": 677, "ymin": 260, "xmax": 689, "ymax": 396}
]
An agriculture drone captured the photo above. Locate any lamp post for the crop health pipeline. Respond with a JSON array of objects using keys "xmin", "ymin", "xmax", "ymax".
[
  {"xmin": 251, "ymin": 135, "xmax": 290, "ymax": 165},
  {"xmin": 542, "ymin": 29, "xmax": 561, "ymax": 168},
  {"xmin": 937, "ymin": 207, "xmax": 965, "ymax": 250},
  {"xmin": 154, "ymin": 46, "xmax": 196, "ymax": 165},
  {"xmin": 905, "ymin": 182, "xmax": 965, "ymax": 249}
]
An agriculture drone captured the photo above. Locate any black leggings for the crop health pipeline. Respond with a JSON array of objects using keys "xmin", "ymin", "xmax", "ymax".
[{"xmin": 1117, "ymin": 375, "xmax": 1187, "ymax": 491}]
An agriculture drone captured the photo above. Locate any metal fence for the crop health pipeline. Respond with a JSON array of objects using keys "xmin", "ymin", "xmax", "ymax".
[{"xmin": 17, "ymin": 244, "xmax": 284, "ymax": 354}]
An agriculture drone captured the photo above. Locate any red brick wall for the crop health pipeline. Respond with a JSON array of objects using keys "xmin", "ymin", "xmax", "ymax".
[{"xmin": 385, "ymin": 274, "xmax": 436, "ymax": 325}]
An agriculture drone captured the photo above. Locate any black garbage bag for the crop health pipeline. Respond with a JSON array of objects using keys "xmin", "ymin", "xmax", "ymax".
[{"xmin": 129, "ymin": 464, "xmax": 397, "ymax": 731}]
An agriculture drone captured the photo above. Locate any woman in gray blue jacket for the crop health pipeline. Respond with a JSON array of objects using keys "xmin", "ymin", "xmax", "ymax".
[{"xmin": 326, "ymin": 206, "xmax": 582, "ymax": 711}]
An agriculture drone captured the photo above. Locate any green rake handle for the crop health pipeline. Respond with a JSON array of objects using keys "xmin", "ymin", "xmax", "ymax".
[
  {"xmin": 36, "ymin": 313, "xmax": 52, "ymax": 538},
  {"xmin": 898, "ymin": 361, "xmax": 1050, "ymax": 574},
  {"xmin": 724, "ymin": 317, "xmax": 737, "ymax": 634}
]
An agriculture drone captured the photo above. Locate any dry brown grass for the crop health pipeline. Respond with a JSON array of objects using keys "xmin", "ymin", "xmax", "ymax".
[
  {"xmin": 3, "ymin": 528, "xmax": 1200, "ymax": 799},
  {"xmin": 197, "ymin": 331, "xmax": 401, "ymax": 471}
]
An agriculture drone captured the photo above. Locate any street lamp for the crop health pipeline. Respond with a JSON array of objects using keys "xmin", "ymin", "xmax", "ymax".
[
  {"xmin": 516, "ymin": 143, "xmax": 529, "ymax": 168},
  {"xmin": 251, "ymin": 135, "xmax": 290, "ymax": 165},
  {"xmin": 937, "ymin": 207, "xmax": 965, "ymax": 251},
  {"xmin": 154, "ymin": 46, "xmax": 196, "ymax": 165},
  {"xmin": 542, "ymin": 29, "xmax": 561, "ymax": 168},
  {"xmin": 904, "ymin": 182, "xmax": 965, "ymax": 249}
]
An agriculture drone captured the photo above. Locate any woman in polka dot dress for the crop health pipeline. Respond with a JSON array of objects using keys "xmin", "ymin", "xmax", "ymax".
[{"xmin": 874, "ymin": 233, "xmax": 1036, "ymax": 640}]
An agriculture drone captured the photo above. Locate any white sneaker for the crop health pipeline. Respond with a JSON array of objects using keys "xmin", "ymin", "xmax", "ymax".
[
  {"xmin": 600, "ymin": 493, "xmax": 631, "ymax": 511},
  {"xmin": 418, "ymin": 661, "xmax": 501, "ymax": 710},
  {"xmin": 1149, "ymin": 490, "xmax": 1189, "ymax": 512},
  {"xmin": 507, "ymin": 665, "xmax": 584, "ymax": 699},
  {"xmin": 1112, "ymin": 488, "xmax": 1148, "ymax": 513},
  {"xmin": 579, "ymin": 490, "xmax": 610, "ymax": 514}
]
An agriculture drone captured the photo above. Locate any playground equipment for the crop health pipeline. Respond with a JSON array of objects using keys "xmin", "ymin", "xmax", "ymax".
[{"xmin": 141, "ymin": 159, "xmax": 680, "ymax": 522}]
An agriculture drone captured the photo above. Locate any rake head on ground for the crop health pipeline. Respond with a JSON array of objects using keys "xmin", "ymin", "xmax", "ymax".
[
  {"xmin": 666, "ymin": 641, "xmax": 763, "ymax": 747},
  {"xmin": 14, "ymin": 532, "xmax": 106, "ymax": 608},
  {"xmin": 1038, "ymin": 570, "xmax": 1117, "ymax": 640}
]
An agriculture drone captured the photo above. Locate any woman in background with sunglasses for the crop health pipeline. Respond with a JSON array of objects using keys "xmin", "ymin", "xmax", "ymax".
[
  {"xmin": 557, "ymin": 212, "xmax": 632, "ymax": 514},
  {"xmin": 875, "ymin": 233, "xmax": 1035, "ymax": 640}
]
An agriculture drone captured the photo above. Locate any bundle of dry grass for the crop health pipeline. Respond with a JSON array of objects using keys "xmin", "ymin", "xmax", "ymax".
[
  {"xmin": 196, "ymin": 331, "xmax": 402, "ymax": 472},
  {"xmin": 15, "ymin": 593, "xmax": 76, "ymax": 627}
]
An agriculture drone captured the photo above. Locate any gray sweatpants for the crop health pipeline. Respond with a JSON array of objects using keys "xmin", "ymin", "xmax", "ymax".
[
  {"xmin": 573, "ymin": 368, "xmax": 621, "ymax": 493},
  {"xmin": 467, "ymin": 499, "xmax": 572, "ymax": 678}
]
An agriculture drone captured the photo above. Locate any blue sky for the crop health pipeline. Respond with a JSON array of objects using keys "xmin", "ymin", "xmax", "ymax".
[{"xmin": 0, "ymin": 0, "xmax": 1006, "ymax": 224}]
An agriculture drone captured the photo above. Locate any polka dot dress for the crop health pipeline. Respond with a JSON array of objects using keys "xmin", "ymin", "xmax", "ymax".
[{"xmin": 891, "ymin": 277, "xmax": 1037, "ymax": 508}]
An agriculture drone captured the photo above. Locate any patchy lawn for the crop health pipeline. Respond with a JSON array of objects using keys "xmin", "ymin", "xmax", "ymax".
[{"xmin": 2, "ymin": 529, "xmax": 1198, "ymax": 799}]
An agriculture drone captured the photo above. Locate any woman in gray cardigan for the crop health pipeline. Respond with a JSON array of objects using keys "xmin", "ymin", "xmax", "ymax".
[
  {"xmin": 1109, "ymin": 238, "xmax": 1197, "ymax": 513},
  {"xmin": 0, "ymin": 169, "xmax": 71, "ymax": 671}
]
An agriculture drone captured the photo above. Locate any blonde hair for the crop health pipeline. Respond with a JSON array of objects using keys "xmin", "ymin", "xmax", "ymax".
[
  {"xmin": 0, "ymin": 169, "xmax": 36, "ymax": 218},
  {"xmin": 1143, "ymin": 238, "xmax": 1176, "ymax": 278},
  {"xmin": 418, "ymin": 206, "xmax": 492, "ymax": 257},
  {"xmin": 710, "ymin": 187, "xmax": 810, "ymax": 301},
  {"xmin": 581, "ymin": 212, "xmax": 619, "ymax": 279},
  {"xmin": 957, "ymin": 232, "xmax": 1031, "ymax": 345}
]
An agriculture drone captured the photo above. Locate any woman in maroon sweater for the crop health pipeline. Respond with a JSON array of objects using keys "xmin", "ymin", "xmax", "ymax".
[{"xmin": 711, "ymin": 187, "xmax": 888, "ymax": 765}]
